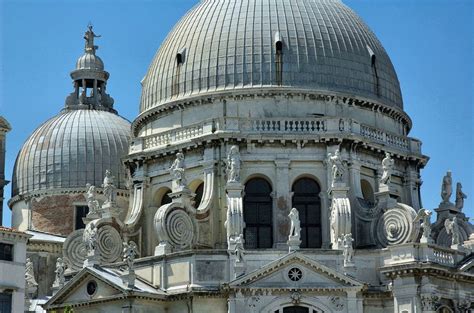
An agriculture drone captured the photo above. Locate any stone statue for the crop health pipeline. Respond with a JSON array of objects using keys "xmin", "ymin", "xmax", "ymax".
[
  {"xmin": 327, "ymin": 148, "xmax": 344, "ymax": 187},
  {"xmin": 25, "ymin": 258, "xmax": 38, "ymax": 288},
  {"xmin": 53, "ymin": 257, "xmax": 66, "ymax": 287},
  {"xmin": 233, "ymin": 234, "xmax": 244, "ymax": 263},
  {"xmin": 441, "ymin": 171, "xmax": 452, "ymax": 203},
  {"xmin": 84, "ymin": 24, "xmax": 101, "ymax": 53},
  {"xmin": 226, "ymin": 145, "xmax": 241, "ymax": 183},
  {"xmin": 86, "ymin": 184, "xmax": 100, "ymax": 214},
  {"xmin": 340, "ymin": 233, "xmax": 354, "ymax": 267},
  {"xmin": 288, "ymin": 208, "xmax": 301, "ymax": 240},
  {"xmin": 455, "ymin": 182, "xmax": 467, "ymax": 210},
  {"xmin": 444, "ymin": 216, "xmax": 461, "ymax": 246},
  {"xmin": 102, "ymin": 170, "xmax": 117, "ymax": 205},
  {"xmin": 83, "ymin": 222, "xmax": 98, "ymax": 255},
  {"xmin": 415, "ymin": 209, "xmax": 432, "ymax": 243},
  {"xmin": 123, "ymin": 241, "xmax": 139, "ymax": 272},
  {"xmin": 380, "ymin": 152, "xmax": 394, "ymax": 186},
  {"xmin": 170, "ymin": 152, "xmax": 187, "ymax": 189}
]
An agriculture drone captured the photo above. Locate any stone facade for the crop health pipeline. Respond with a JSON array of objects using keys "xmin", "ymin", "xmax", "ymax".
[
  {"xmin": 0, "ymin": 226, "xmax": 31, "ymax": 313},
  {"xmin": 5, "ymin": 1, "xmax": 474, "ymax": 313}
]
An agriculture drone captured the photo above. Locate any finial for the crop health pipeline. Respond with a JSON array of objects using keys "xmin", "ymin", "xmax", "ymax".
[{"xmin": 84, "ymin": 24, "xmax": 101, "ymax": 54}]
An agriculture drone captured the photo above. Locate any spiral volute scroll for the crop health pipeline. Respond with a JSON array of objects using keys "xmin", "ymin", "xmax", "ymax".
[
  {"xmin": 155, "ymin": 204, "xmax": 197, "ymax": 251},
  {"xmin": 97, "ymin": 225, "xmax": 123, "ymax": 263},
  {"xmin": 374, "ymin": 204, "xmax": 419, "ymax": 247},
  {"xmin": 63, "ymin": 229, "xmax": 88, "ymax": 271}
]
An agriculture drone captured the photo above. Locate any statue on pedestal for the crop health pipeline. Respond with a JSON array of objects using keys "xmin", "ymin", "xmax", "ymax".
[
  {"xmin": 170, "ymin": 152, "xmax": 187, "ymax": 190},
  {"xmin": 340, "ymin": 233, "xmax": 354, "ymax": 267},
  {"xmin": 455, "ymin": 182, "xmax": 467, "ymax": 211},
  {"xmin": 289, "ymin": 208, "xmax": 301, "ymax": 240},
  {"xmin": 233, "ymin": 234, "xmax": 245, "ymax": 263},
  {"xmin": 380, "ymin": 152, "xmax": 394, "ymax": 186},
  {"xmin": 226, "ymin": 145, "xmax": 241, "ymax": 183},
  {"xmin": 444, "ymin": 216, "xmax": 461, "ymax": 246},
  {"xmin": 441, "ymin": 171, "xmax": 452, "ymax": 204},
  {"xmin": 327, "ymin": 148, "xmax": 344, "ymax": 187},
  {"xmin": 415, "ymin": 209, "xmax": 432, "ymax": 243},
  {"xmin": 83, "ymin": 222, "xmax": 98, "ymax": 255},
  {"xmin": 53, "ymin": 257, "xmax": 66, "ymax": 287},
  {"xmin": 25, "ymin": 258, "xmax": 38, "ymax": 288},
  {"xmin": 102, "ymin": 170, "xmax": 117, "ymax": 205},
  {"xmin": 123, "ymin": 241, "xmax": 139, "ymax": 272},
  {"xmin": 86, "ymin": 184, "xmax": 100, "ymax": 214}
]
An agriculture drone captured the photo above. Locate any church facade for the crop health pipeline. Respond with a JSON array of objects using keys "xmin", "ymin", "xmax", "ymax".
[{"xmin": 6, "ymin": 0, "xmax": 473, "ymax": 312}]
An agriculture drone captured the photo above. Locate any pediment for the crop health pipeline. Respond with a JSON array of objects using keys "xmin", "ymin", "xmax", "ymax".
[
  {"xmin": 230, "ymin": 252, "xmax": 364, "ymax": 291},
  {"xmin": 45, "ymin": 267, "xmax": 127, "ymax": 309}
]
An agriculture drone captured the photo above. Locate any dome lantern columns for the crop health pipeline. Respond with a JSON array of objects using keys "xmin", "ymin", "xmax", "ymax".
[{"xmin": 65, "ymin": 25, "xmax": 114, "ymax": 112}]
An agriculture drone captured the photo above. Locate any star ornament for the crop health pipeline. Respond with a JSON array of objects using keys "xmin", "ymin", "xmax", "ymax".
[{"xmin": 288, "ymin": 268, "xmax": 303, "ymax": 281}]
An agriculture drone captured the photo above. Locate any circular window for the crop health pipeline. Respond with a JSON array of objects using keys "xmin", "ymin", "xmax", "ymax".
[
  {"xmin": 86, "ymin": 281, "xmax": 97, "ymax": 296},
  {"xmin": 288, "ymin": 267, "xmax": 303, "ymax": 282}
]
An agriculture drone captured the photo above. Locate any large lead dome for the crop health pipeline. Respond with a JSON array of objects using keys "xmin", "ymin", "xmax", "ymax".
[{"xmin": 140, "ymin": 0, "xmax": 403, "ymax": 112}]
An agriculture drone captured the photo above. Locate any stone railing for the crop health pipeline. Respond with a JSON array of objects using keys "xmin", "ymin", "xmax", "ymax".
[
  {"xmin": 360, "ymin": 124, "xmax": 410, "ymax": 151},
  {"xmin": 140, "ymin": 120, "xmax": 215, "ymax": 151},
  {"xmin": 130, "ymin": 117, "xmax": 421, "ymax": 154},
  {"xmin": 431, "ymin": 247, "xmax": 455, "ymax": 266}
]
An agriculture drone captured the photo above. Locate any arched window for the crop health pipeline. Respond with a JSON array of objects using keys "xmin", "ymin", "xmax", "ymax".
[
  {"xmin": 194, "ymin": 182, "xmax": 204, "ymax": 208},
  {"xmin": 283, "ymin": 307, "xmax": 309, "ymax": 313},
  {"xmin": 154, "ymin": 188, "xmax": 172, "ymax": 207},
  {"xmin": 292, "ymin": 178, "xmax": 322, "ymax": 248},
  {"xmin": 244, "ymin": 178, "xmax": 273, "ymax": 249},
  {"xmin": 361, "ymin": 179, "xmax": 375, "ymax": 205}
]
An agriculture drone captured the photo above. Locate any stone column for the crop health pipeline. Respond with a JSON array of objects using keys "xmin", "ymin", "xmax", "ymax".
[
  {"xmin": 392, "ymin": 276, "xmax": 421, "ymax": 313},
  {"xmin": 346, "ymin": 290, "xmax": 363, "ymax": 312},
  {"xmin": 406, "ymin": 166, "xmax": 421, "ymax": 210},
  {"xmin": 348, "ymin": 158, "xmax": 363, "ymax": 198},
  {"xmin": 275, "ymin": 159, "xmax": 290, "ymax": 249}
]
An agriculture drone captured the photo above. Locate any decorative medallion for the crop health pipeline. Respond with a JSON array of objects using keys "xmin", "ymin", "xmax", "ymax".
[{"xmin": 288, "ymin": 267, "xmax": 303, "ymax": 282}]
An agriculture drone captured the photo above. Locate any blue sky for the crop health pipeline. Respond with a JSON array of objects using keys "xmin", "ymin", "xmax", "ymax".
[{"xmin": 0, "ymin": 0, "xmax": 472, "ymax": 226}]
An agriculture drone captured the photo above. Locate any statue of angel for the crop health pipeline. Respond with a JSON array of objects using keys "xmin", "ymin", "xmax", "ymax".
[
  {"xmin": 327, "ymin": 148, "xmax": 344, "ymax": 187},
  {"xmin": 170, "ymin": 152, "xmax": 187, "ymax": 188},
  {"xmin": 83, "ymin": 222, "xmax": 98, "ymax": 254},
  {"xmin": 289, "ymin": 208, "xmax": 301, "ymax": 240},
  {"xmin": 441, "ymin": 171, "xmax": 452, "ymax": 203},
  {"xmin": 123, "ymin": 241, "xmax": 139, "ymax": 271},
  {"xmin": 455, "ymin": 182, "xmax": 467, "ymax": 211},
  {"xmin": 380, "ymin": 152, "xmax": 394, "ymax": 185},
  {"xmin": 86, "ymin": 184, "xmax": 100, "ymax": 214},
  {"xmin": 444, "ymin": 216, "xmax": 461, "ymax": 245},
  {"xmin": 226, "ymin": 145, "xmax": 241, "ymax": 183},
  {"xmin": 25, "ymin": 258, "xmax": 38, "ymax": 287},
  {"xmin": 53, "ymin": 257, "xmax": 66, "ymax": 287},
  {"xmin": 233, "ymin": 234, "xmax": 245, "ymax": 263},
  {"xmin": 414, "ymin": 209, "xmax": 432, "ymax": 241}
]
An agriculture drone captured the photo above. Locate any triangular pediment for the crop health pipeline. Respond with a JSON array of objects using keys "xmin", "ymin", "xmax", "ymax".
[
  {"xmin": 230, "ymin": 252, "xmax": 364, "ymax": 291},
  {"xmin": 44, "ymin": 267, "xmax": 127, "ymax": 309}
]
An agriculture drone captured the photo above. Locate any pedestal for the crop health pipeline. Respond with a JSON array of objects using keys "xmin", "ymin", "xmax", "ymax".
[
  {"xmin": 83, "ymin": 251, "xmax": 100, "ymax": 268},
  {"xmin": 287, "ymin": 236, "xmax": 301, "ymax": 252},
  {"xmin": 375, "ymin": 185, "xmax": 397, "ymax": 209},
  {"xmin": 170, "ymin": 188, "xmax": 195, "ymax": 212},
  {"xmin": 100, "ymin": 201, "xmax": 122, "ymax": 219},
  {"xmin": 420, "ymin": 236, "xmax": 434, "ymax": 244},
  {"xmin": 121, "ymin": 271, "xmax": 136, "ymax": 289},
  {"xmin": 155, "ymin": 241, "xmax": 172, "ymax": 256}
]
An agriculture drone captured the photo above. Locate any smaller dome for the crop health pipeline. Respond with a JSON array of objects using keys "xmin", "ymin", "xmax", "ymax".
[{"xmin": 76, "ymin": 53, "xmax": 104, "ymax": 71}]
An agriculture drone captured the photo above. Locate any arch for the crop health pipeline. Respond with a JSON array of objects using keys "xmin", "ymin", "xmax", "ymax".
[
  {"xmin": 360, "ymin": 179, "xmax": 375, "ymax": 204},
  {"xmin": 262, "ymin": 296, "xmax": 331, "ymax": 313},
  {"xmin": 244, "ymin": 177, "xmax": 273, "ymax": 249},
  {"xmin": 153, "ymin": 187, "xmax": 172, "ymax": 207},
  {"xmin": 437, "ymin": 306, "xmax": 454, "ymax": 313},
  {"xmin": 292, "ymin": 177, "xmax": 322, "ymax": 248}
]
